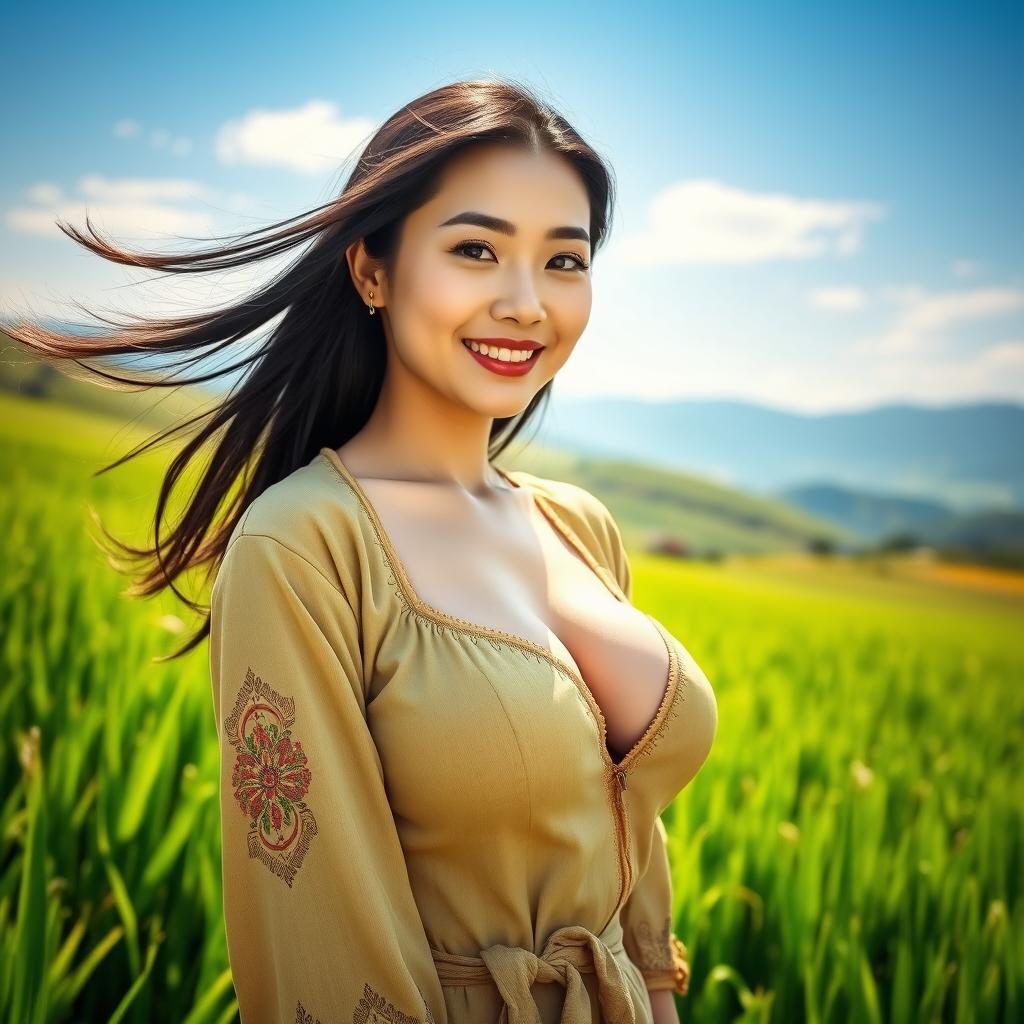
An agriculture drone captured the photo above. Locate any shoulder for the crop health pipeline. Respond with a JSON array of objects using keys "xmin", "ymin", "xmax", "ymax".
[
  {"xmin": 502, "ymin": 468, "xmax": 620, "ymax": 538},
  {"xmin": 218, "ymin": 450, "xmax": 367, "ymax": 601},
  {"xmin": 499, "ymin": 467, "xmax": 631, "ymax": 598}
]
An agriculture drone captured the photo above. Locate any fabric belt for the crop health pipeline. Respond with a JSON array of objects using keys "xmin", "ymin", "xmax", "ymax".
[{"xmin": 429, "ymin": 918, "xmax": 638, "ymax": 1024}]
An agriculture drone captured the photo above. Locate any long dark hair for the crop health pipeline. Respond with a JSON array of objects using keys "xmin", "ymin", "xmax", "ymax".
[{"xmin": 2, "ymin": 76, "xmax": 617, "ymax": 660}]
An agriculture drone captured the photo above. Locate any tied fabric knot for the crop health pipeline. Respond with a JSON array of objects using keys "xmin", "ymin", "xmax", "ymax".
[{"xmin": 432, "ymin": 924, "xmax": 637, "ymax": 1024}]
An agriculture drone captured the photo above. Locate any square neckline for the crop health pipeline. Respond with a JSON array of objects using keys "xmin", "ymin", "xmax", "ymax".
[{"xmin": 317, "ymin": 446, "xmax": 680, "ymax": 775}]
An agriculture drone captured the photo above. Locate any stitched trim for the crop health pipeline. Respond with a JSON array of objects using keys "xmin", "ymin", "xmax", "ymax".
[
  {"xmin": 318, "ymin": 447, "xmax": 683, "ymax": 916},
  {"xmin": 622, "ymin": 635, "xmax": 689, "ymax": 771},
  {"xmin": 318, "ymin": 449, "xmax": 680, "ymax": 776}
]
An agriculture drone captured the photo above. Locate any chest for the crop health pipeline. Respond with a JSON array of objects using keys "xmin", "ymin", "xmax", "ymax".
[{"xmin": 354, "ymin": 478, "xmax": 671, "ymax": 763}]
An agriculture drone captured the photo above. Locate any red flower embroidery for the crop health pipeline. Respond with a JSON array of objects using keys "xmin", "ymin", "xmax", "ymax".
[
  {"xmin": 224, "ymin": 668, "xmax": 318, "ymax": 886},
  {"xmin": 231, "ymin": 719, "xmax": 312, "ymax": 834}
]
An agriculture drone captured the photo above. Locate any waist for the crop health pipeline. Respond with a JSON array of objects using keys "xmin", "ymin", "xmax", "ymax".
[{"xmin": 430, "ymin": 915, "xmax": 638, "ymax": 1023}]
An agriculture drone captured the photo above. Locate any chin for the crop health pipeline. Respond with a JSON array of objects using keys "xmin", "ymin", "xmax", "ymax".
[{"xmin": 464, "ymin": 390, "xmax": 540, "ymax": 420}]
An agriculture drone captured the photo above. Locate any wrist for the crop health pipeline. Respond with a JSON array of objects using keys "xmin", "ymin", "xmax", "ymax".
[{"xmin": 647, "ymin": 986, "xmax": 678, "ymax": 1023}]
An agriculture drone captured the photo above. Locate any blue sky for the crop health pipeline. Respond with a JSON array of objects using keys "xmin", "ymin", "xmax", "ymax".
[{"xmin": 2, "ymin": 0, "xmax": 1021, "ymax": 412}]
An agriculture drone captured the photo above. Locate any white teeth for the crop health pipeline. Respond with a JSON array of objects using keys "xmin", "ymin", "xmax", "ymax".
[{"xmin": 465, "ymin": 340, "xmax": 537, "ymax": 363}]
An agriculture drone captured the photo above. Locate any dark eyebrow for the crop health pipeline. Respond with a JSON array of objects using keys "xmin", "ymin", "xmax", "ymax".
[{"xmin": 438, "ymin": 211, "xmax": 590, "ymax": 245}]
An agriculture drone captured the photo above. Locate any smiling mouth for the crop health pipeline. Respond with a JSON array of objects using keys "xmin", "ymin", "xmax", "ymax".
[{"xmin": 461, "ymin": 339, "xmax": 541, "ymax": 363}]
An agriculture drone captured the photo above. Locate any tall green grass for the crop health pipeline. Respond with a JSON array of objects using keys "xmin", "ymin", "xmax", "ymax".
[
  {"xmin": 2, "ymin": 392, "xmax": 1021, "ymax": 1022},
  {"xmin": 642, "ymin": 552, "xmax": 1022, "ymax": 1022}
]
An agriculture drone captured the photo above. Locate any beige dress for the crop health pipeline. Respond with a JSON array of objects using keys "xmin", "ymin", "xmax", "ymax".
[{"xmin": 208, "ymin": 447, "xmax": 718, "ymax": 1024}]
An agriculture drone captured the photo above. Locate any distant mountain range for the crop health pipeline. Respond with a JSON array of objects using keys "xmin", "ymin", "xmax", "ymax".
[
  {"xmin": 537, "ymin": 396, "xmax": 1024, "ymax": 512},
  {"xmin": 775, "ymin": 480, "xmax": 1024, "ymax": 560},
  {"xmin": 776, "ymin": 482, "xmax": 953, "ymax": 542},
  {"xmin": 3, "ymin": 330, "xmax": 1021, "ymax": 563}
]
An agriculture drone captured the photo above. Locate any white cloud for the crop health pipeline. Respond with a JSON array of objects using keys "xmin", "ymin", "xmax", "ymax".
[
  {"xmin": 951, "ymin": 258, "xmax": 982, "ymax": 278},
  {"xmin": 868, "ymin": 338, "xmax": 1024, "ymax": 399},
  {"xmin": 979, "ymin": 339, "xmax": 1024, "ymax": 367},
  {"xmin": 854, "ymin": 285, "xmax": 1024, "ymax": 356},
  {"xmin": 712, "ymin": 339, "xmax": 1024, "ymax": 412},
  {"xmin": 7, "ymin": 202, "xmax": 213, "ymax": 240},
  {"xmin": 26, "ymin": 182, "xmax": 63, "ymax": 205},
  {"xmin": 78, "ymin": 175, "xmax": 210, "ymax": 203},
  {"xmin": 215, "ymin": 99, "xmax": 378, "ymax": 175},
  {"xmin": 6, "ymin": 175, "xmax": 223, "ymax": 239},
  {"xmin": 113, "ymin": 119, "xmax": 191, "ymax": 157},
  {"xmin": 113, "ymin": 118, "xmax": 141, "ymax": 139},
  {"xmin": 1, "ymin": 174, "xmax": 305, "ymax": 326},
  {"xmin": 808, "ymin": 285, "xmax": 868, "ymax": 311},
  {"xmin": 609, "ymin": 178, "xmax": 886, "ymax": 265},
  {"xmin": 222, "ymin": 191, "xmax": 259, "ymax": 212}
]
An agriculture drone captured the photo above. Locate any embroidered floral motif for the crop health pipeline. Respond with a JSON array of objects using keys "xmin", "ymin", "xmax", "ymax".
[
  {"xmin": 634, "ymin": 914, "xmax": 672, "ymax": 969},
  {"xmin": 296, "ymin": 1000, "xmax": 322, "ymax": 1024},
  {"xmin": 224, "ymin": 667, "xmax": 317, "ymax": 887},
  {"xmin": 635, "ymin": 915, "xmax": 691, "ymax": 995},
  {"xmin": 295, "ymin": 986, "xmax": 436, "ymax": 1024},
  {"xmin": 352, "ymin": 982, "xmax": 436, "ymax": 1023}
]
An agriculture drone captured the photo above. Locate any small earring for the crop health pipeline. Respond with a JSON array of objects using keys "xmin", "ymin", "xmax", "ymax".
[{"xmin": 367, "ymin": 290, "xmax": 376, "ymax": 316}]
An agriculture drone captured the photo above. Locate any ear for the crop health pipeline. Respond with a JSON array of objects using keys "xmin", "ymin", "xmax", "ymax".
[{"xmin": 344, "ymin": 238, "xmax": 387, "ymax": 310}]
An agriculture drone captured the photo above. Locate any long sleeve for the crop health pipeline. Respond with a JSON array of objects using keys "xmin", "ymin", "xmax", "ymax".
[
  {"xmin": 209, "ymin": 532, "xmax": 443, "ymax": 1024},
  {"xmin": 619, "ymin": 816, "xmax": 691, "ymax": 995}
]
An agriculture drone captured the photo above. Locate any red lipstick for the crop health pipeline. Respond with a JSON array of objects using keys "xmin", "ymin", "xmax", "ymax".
[{"xmin": 462, "ymin": 338, "xmax": 544, "ymax": 377}]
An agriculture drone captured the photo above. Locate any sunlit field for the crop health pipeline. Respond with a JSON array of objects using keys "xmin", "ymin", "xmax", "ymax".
[{"xmin": 2, "ymin": 392, "xmax": 1021, "ymax": 1023}]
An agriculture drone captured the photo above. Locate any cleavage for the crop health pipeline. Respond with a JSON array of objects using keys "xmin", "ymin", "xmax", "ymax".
[{"xmin": 355, "ymin": 477, "xmax": 671, "ymax": 762}]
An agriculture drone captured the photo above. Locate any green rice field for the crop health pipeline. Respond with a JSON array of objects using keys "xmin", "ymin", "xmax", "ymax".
[{"xmin": 2, "ymin": 391, "xmax": 1021, "ymax": 1023}]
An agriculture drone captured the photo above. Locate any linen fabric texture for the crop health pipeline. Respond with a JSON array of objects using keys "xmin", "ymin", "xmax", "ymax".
[{"xmin": 209, "ymin": 447, "xmax": 717, "ymax": 1024}]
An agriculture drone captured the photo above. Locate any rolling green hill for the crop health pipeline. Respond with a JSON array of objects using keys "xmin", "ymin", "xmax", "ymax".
[
  {"xmin": 494, "ymin": 444, "xmax": 855, "ymax": 556},
  {"xmin": 1, "ymin": 330, "xmax": 853, "ymax": 558}
]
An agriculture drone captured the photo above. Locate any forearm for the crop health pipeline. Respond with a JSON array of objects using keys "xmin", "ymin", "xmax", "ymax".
[{"xmin": 647, "ymin": 987, "xmax": 678, "ymax": 1023}]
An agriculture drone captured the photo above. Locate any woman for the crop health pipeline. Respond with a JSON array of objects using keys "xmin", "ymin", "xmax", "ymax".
[{"xmin": 8, "ymin": 77, "xmax": 717, "ymax": 1023}]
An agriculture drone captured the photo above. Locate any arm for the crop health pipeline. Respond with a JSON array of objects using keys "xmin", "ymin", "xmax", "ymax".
[
  {"xmin": 209, "ymin": 532, "xmax": 443, "ymax": 1024},
  {"xmin": 620, "ymin": 817, "xmax": 691, "ymax": 1001},
  {"xmin": 649, "ymin": 989, "xmax": 681, "ymax": 1024}
]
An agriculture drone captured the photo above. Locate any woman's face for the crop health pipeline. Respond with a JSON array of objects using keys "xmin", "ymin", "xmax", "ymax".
[{"xmin": 365, "ymin": 143, "xmax": 593, "ymax": 419}]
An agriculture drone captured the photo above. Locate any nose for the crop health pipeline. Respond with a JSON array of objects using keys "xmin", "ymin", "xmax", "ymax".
[{"xmin": 493, "ymin": 265, "xmax": 547, "ymax": 325}]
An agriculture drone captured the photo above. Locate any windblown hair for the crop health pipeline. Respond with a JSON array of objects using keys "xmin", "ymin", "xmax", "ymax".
[{"xmin": 3, "ymin": 76, "xmax": 617, "ymax": 660}]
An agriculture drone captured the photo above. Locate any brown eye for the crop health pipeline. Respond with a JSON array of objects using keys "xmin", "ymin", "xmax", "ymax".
[
  {"xmin": 552, "ymin": 253, "xmax": 590, "ymax": 272},
  {"xmin": 450, "ymin": 241, "xmax": 497, "ymax": 262},
  {"xmin": 451, "ymin": 241, "xmax": 589, "ymax": 273}
]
